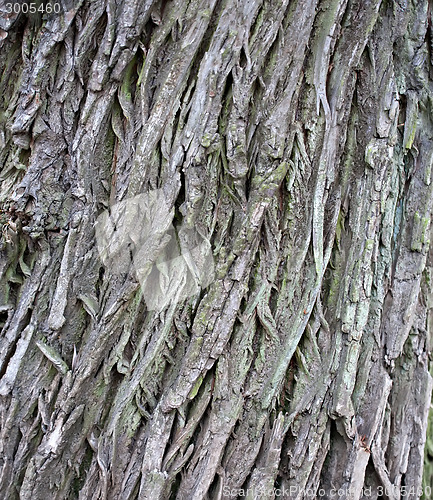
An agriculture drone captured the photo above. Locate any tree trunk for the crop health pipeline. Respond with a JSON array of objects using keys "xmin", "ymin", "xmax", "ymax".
[{"xmin": 0, "ymin": 0, "xmax": 432, "ymax": 498}]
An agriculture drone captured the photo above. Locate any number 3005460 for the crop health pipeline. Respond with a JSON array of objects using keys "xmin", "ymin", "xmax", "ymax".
[{"xmin": 4, "ymin": 2, "xmax": 61, "ymax": 14}]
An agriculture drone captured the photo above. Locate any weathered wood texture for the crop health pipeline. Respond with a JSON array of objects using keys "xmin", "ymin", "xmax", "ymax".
[{"xmin": 0, "ymin": 0, "xmax": 432, "ymax": 498}]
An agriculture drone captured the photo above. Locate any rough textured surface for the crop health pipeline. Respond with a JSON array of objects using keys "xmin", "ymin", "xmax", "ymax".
[{"xmin": 0, "ymin": 0, "xmax": 432, "ymax": 498}]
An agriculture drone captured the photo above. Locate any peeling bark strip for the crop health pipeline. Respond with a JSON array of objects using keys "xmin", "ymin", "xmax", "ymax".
[{"xmin": 0, "ymin": 0, "xmax": 433, "ymax": 498}]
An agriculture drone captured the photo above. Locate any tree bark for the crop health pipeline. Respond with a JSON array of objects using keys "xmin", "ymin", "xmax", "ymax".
[{"xmin": 0, "ymin": 0, "xmax": 432, "ymax": 499}]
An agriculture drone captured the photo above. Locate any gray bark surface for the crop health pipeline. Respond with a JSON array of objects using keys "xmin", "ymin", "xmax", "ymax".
[{"xmin": 0, "ymin": 0, "xmax": 432, "ymax": 498}]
